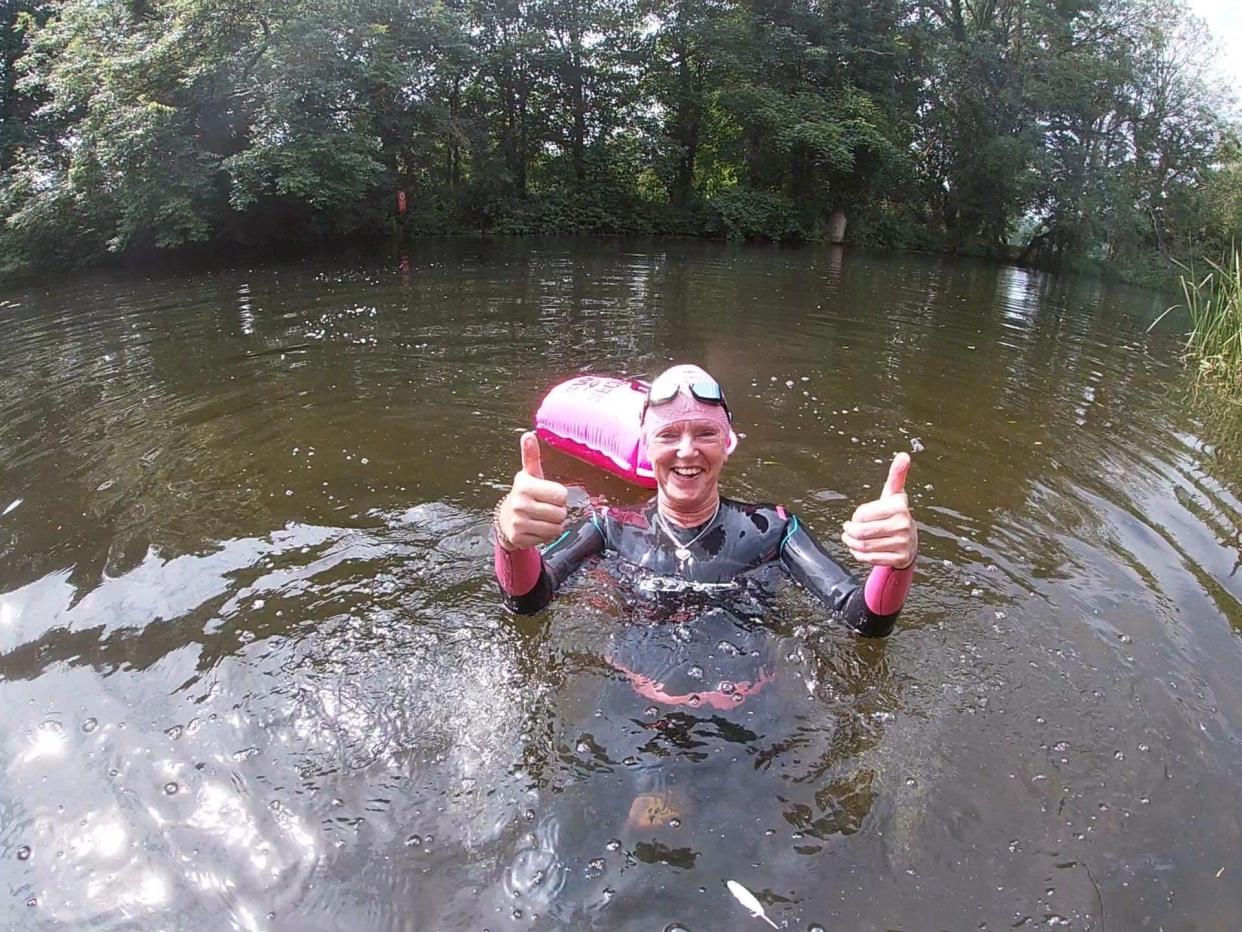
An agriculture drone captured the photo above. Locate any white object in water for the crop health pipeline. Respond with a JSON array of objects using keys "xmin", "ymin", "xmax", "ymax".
[
  {"xmin": 2, "ymin": 499, "xmax": 21, "ymax": 517},
  {"xmin": 726, "ymin": 880, "xmax": 779, "ymax": 928}
]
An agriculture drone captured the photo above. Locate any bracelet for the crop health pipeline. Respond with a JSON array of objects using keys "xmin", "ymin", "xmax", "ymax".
[{"xmin": 493, "ymin": 496, "xmax": 516, "ymax": 551}]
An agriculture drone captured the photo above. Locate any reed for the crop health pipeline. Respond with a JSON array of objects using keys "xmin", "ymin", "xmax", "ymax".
[{"xmin": 1181, "ymin": 246, "xmax": 1242, "ymax": 392}]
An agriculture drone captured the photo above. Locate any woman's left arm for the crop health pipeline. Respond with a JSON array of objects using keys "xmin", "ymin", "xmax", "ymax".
[{"xmin": 780, "ymin": 453, "xmax": 917, "ymax": 636}]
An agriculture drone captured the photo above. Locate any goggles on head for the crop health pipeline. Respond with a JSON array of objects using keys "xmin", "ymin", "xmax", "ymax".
[{"xmin": 640, "ymin": 375, "xmax": 732, "ymax": 425}]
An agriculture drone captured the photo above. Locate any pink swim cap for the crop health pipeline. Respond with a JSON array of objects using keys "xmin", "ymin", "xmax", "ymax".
[{"xmin": 641, "ymin": 364, "xmax": 739, "ymax": 454}]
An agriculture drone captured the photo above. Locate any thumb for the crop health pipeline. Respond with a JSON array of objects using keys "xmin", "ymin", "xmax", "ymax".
[
  {"xmin": 520, "ymin": 430, "xmax": 544, "ymax": 479},
  {"xmin": 882, "ymin": 451, "xmax": 910, "ymax": 498}
]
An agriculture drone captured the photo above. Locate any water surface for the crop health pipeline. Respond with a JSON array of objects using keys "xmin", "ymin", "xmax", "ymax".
[{"xmin": 1, "ymin": 241, "xmax": 1239, "ymax": 929}]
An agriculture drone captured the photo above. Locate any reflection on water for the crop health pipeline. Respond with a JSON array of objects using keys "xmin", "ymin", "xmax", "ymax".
[{"xmin": 1, "ymin": 241, "xmax": 1240, "ymax": 928}]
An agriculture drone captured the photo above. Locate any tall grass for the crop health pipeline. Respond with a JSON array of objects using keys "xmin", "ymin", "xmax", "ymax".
[
  {"xmin": 1184, "ymin": 247, "xmax": 1242, "ymax": 389},
  {"xmin": 1149, "ymin": 246, "xmax": 1242, "ymax": 394}
]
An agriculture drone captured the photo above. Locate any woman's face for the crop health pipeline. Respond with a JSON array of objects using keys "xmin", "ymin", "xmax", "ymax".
[{"xmin": 647, "ymin": 418, "xmax": 729, "ymax": 512}]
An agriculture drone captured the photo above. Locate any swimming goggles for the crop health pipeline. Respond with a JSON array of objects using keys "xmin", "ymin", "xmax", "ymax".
[{"xmin": 640, "ymin": 376, "xmax": 732, "ymax": 424}]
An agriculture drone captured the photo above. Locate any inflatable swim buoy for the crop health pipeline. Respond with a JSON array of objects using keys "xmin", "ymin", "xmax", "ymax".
[{"xmin": 535, "ymin": 376, "xmax": 656, "ymax": 487}]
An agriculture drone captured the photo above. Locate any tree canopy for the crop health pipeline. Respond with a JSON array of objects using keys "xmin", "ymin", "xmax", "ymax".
[{"xmin": 1, "ymin": 0, "xmax": 1237, "ymax": 282}]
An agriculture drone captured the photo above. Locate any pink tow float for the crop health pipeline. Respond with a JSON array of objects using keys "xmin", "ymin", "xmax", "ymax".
[{"xmin": 534, "ymin": 376, "xmax": 657, "ymax": 487}]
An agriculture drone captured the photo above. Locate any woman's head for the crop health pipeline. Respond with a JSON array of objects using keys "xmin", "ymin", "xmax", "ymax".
[{"xmin": 642, "ymin": 364, "xmax": 736, "ymax": 517}]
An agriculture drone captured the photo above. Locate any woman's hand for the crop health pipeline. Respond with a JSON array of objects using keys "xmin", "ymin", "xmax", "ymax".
[
  {"xmin": 841, "ymin": 452, "xmax": 918, "ymax": 569},
  {"xmin": 495, "ymin": 432, "xmax": 569, "ymax": 551}
]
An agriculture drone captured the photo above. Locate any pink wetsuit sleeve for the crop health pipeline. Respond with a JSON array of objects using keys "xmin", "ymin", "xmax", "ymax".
[
  {"xmin": 863, "ymin": 561, "xmax": 915, "ymax": 616},
  {"xmin": 494, "ymin": 541, "xmax": 543, "ymax": 597}
]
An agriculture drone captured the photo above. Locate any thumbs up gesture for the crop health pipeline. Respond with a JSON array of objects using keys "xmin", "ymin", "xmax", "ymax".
[
  {"xmin": 841, "ymin": 452, "xmax": 918, "ymax": 569},
  {"xmin": 495, "ymin": 431, "xmax": 570, "ymax": 552}
]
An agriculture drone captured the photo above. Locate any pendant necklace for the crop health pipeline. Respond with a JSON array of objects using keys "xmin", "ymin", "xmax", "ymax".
[{"xmin": 657, "ymin": 501, "xmax": 721, "ymax": 563}]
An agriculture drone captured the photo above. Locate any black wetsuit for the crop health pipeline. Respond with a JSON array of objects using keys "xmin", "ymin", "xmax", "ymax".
[{"xmin": 502, "ymin": 498, "xmax": 898, "ymax": 637}]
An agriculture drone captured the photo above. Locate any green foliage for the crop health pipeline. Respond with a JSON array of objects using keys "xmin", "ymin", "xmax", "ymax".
[
  {"xmin": 1181, "ymin": 247, "xmax": 1242, "ymax": 390},
  {"xmin": 705, "ymin": 189, "xmax": 804, "ymax": 242},
  {"xmin": 0, "ymin": 0, "xmax": 1238, "ymax": 282}
]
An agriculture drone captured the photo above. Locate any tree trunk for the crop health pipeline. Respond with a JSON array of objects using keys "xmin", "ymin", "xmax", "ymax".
[
  {"xmin": 569, "ymin": 39, "xmax": 586, "ymax": 183},
  {"xmin": 827, "ymin": 209, "xmax": 847, "ymax": 244},
  {"xmin": 668, "ymin": 5, "xmax": 700, "ymax": 208}
]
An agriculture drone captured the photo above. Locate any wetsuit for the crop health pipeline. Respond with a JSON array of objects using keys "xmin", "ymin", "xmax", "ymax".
[{"xmin": 495, "ymin": 498, "xmax": 909, "ymax": 637}]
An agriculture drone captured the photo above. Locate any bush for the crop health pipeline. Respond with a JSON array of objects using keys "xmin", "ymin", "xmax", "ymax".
[{"xmin": 704, "ymin": 189, "xmax": 808, "ymax": 242}]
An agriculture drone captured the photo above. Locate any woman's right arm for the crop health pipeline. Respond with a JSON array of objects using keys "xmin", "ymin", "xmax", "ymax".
[
  {"xmin": 493, "ymin": 431, "xmax": 603, "ymax": 613},
  {"xmin": 495, "ymin": 517, "xmax": 605, "ymax": 613}
]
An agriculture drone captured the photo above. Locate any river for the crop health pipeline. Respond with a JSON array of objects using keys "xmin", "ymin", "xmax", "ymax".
[{"xmin": 1, "ymin": 240, "xmax": 1239, "ymax": 929}]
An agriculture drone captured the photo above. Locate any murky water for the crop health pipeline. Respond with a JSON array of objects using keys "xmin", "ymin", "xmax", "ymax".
[{"xmin": 1, "ymin": 240, "xmax": 1239, "ymax": 930}]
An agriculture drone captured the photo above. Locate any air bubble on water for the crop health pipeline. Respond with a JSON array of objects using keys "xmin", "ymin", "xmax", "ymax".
[
  {"xmin": 164, "ymin": 782, "xmax": 178, "ymax": 795},
  {"xmin": 645, "ymin": 706, "xmax": 659, "ymax": 718},
  {"xmin": 82, "ymin": 718, "xmax": 98, "ymax": 733},
  {"xmin": 686, "ymin": 665, "xmax": 703, "ymax": 680},
  {"xmin": 668, "ymin": 818, "xmax": 681, "ymax": 829},
  {"xmin": 16, "ymin": 845, "xmax": 31, "ymax": 860},
  {"xmin": 586, "ymin": 857, "xmax": 606, "ymax": 878},
  {"xmin": 232, "ymin": 747, "xmax": 260, "ymax": 762},
  {"xmin": 405, "ymin": 834, "xmax": 423, "ymax": 847},
  {"xmin": 522, "ymin": 809, "xmax": 536, "ymax": 822},
  {"xmin": 623, "ymin": 756, "xmax": 639, "ymax": 767},
  {"xmin": 664, "ymin": 924, "xmax": 691, "ymax": 932},
  {"xmin": 576, "ymin": 741, "xmax": 591, "ymax": 754},
  {"xmin": 165, "ymin": 725, "xmax": 183, "ymax": 740},
  {"xmin": 606, "ymin": 838, "xmax": 622, "ymax": 852},
  {"xmin": 1114, "ymin": 751, "xmax": 1125, "ymax": 760},
  {"xmin": 785, "ymin": 380, "xmax": 794, "ymax": 388}
]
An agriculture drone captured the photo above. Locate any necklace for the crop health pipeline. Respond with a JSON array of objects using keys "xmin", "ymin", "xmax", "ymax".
[{"xmin": 657, "ymin": 501, "xmax": 721, "ymax": 562}]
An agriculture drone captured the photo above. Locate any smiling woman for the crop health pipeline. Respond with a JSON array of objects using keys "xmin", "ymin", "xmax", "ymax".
[{"xmin": 492, "ymin": 363, "xmax": 918, "ymax": 632}]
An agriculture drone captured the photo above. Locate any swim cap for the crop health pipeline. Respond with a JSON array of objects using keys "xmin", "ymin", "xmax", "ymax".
[{"xmin": 641, "ymin": 364, "xmax": 739, "ymax": 453}]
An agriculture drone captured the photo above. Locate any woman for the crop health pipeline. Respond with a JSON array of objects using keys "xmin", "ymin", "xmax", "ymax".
[{"xmin": 492, "ymin": 364, "xmax": 917, "ymax": 633}]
